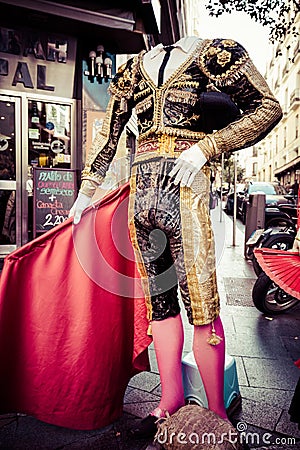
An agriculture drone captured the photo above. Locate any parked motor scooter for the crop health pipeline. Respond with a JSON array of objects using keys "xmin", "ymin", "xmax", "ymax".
[
  {"xmin": 264, "ymin": 202, "xmax": 297, "ymax": 229},
  {"xmin": 248, "ymin": 226, "xmax": 296, "ymax": 276},
  {"xmin": 246, "ymin": 203, "xmax": 297, "ymax": 275},
  {"xmin": 247, "ymin": 197, "xmax": 299, "ymax": 314},
  {"xmin": 252, "ymin": 270, "xmax": 299, "ymax": 315}
]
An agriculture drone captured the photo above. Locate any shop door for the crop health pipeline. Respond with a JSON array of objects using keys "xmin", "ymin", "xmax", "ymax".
[{"xmin": 0, "ymin": 95, "xmax": 22, "ymax": 257}]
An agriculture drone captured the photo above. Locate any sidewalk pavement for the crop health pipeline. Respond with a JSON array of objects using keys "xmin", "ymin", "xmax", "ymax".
[{"xmin": 1, "ymin": 205, "xmax": 300, "ymax": 450}]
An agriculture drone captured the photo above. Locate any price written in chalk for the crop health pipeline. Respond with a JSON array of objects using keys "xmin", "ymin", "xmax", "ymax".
[
  {"xmin": 42, "ymin": 214, "xmax": 68, "ymax": 227},
  {"xmin": 33, "ymin": 168, "xmax": 77, "ymax": 236}
]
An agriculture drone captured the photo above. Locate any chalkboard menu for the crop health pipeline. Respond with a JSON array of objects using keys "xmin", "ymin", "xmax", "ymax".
[{"xmin": 33, "ymin": 168, "xmax": 77, "ymax": 236}]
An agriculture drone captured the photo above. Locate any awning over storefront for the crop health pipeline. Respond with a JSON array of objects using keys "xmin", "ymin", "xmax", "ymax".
[
  {"xmin": 0, "ymin": 0, "xmax": 162, "ymax": 53},
  {"xmin": 0, "ymin": 1, "xmax": 135, "ymax": 30},
  {"xmin": 274, "ymin": 156, "xmax": 300, "ymax": 176}
]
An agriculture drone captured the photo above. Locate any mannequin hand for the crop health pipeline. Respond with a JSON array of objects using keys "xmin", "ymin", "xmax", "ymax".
[
  {"xmin": 169, "ymin": 144, "xmax": 207, "ymax": 187},
  {"xmin": 68, "ymin": 192, "xmax": 92, "ymax": 225},
  {"xmin": 292, "ymin": 230, "xmax": 300, "ymax": 256}
]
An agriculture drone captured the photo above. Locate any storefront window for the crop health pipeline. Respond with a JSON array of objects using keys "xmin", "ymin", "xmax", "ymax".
[
  {"xmin": 0, "ymin": 189, "xmax": 15, "ymax": 244},
  {"xmin": 0, "ymin": 100, "xmax": 16, "ymax": 245},
  {"xmin": 28, "ymin": 100, "xmax": 71, "ymax": 170},
  {"xmin": 0, "ymin": 101, "xmax": 15, "ymax": 180}
]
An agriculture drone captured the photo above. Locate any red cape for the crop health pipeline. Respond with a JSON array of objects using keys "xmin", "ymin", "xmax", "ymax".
[{"xmin": 0, "ymin": 182, "xmax": 151, "ymax": 430}]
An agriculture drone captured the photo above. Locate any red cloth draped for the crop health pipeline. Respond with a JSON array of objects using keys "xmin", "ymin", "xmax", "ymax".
[
  {"xmin": 297, "ymin": 187, "xmax": 300, "ymax": 231},
  {"xmin": 0, "ymin": 182, "xmax": 151, "ymax": 430},
  {"xmin": 254, "ymin": 248, "xmax": 300, "ymax": 300}
]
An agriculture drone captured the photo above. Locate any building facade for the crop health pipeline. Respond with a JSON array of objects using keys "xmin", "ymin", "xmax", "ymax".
[{"xmin": 255, "ymin": 10, "xmax": 300, "ymax": 190}]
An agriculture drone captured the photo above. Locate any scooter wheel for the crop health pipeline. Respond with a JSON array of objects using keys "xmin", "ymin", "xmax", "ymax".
[
  {"xmin": 253, "ymin": 233, "xmax": 295, "ymax": 277},
  {"xmin": 252, "ymin": 272, "xmax": 299, "ymax": 314}
]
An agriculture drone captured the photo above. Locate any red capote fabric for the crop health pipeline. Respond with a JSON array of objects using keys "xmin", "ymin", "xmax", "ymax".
[
  {"xmin": 0, "ymin": 182, "xmax": 152, "ymax": 430},
  {"xmin": 297, "ymin": 187, "xmax": 300, "ymax": 231}
]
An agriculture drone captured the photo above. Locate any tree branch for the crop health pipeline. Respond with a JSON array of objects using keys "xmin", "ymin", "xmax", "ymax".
[{"xmin": 205, "ymin": 0, "xmax": 299, "ymax": 42}]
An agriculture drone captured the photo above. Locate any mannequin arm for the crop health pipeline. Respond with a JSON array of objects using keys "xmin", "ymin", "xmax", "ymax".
[
  {"xmin": 70, "ymin": 57, "xmax": 138, "ymax": 222},
  {"xmin": 169, "ymin": 39, "xmax": 282, "ymax": 186},
  {"xmin": 80, "ymin": 56, "xmax": 139, "ymax": 198},
  {"xmin": 80, "ymin": 93, "xmax": 134, "ymax": 197},
  {"xmin": 196, "ymin": 39, "xmax": 282, "ymax": 160}
]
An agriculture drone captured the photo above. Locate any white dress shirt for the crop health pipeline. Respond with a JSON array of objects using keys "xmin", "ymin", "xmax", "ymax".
[
  {"xmin": 142, "ymin": 36, "xmax": 208, "ymax": 187},
  {"xmin": 142, "ymin": 36, "xmax": 201, "ymax": 86}
]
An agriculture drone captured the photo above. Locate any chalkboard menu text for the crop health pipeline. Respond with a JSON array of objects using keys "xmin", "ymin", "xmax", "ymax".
[{"xmin": 33, "ymin": 168, "xmax": 77, "ymax": 236}]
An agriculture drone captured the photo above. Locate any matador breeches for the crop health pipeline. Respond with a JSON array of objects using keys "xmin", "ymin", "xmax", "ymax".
[{"xmin": 128, "ymin": 157, "xmax": 220, "ymax": 326}]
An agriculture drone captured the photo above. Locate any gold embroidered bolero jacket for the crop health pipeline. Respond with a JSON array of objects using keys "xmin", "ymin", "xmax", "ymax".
[{"xmin": 81, "ymin": 38, "xmax": 282, "ymax": 193}]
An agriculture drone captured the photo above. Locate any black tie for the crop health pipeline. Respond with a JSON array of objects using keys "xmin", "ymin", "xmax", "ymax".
[{"xmin": 157, "ymin": 45, "xmax": 174, "ymax": 87}]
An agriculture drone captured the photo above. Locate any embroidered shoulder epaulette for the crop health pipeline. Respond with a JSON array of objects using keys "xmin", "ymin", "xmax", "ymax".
[
  {"xmin": 198, "ymin": 38, "xmax": 250, "ymax": 87},
  {"xmin": 108, "ymin": 55, "xmax": 140, "ymax": 100}
]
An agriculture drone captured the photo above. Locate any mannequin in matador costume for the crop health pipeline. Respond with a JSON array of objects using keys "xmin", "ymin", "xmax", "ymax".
[{"xmin": 70, "ymin": 36, "xmax": 282, "ymax": 437}]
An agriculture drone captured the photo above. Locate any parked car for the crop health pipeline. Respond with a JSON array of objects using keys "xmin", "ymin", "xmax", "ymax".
[
  {"xmin": 224, "ymin": 184, "xmax": 245, "ymax": 215},
  {"xmin": 237, "ymin": 181, "xmax": 294, "ymax": 224}
]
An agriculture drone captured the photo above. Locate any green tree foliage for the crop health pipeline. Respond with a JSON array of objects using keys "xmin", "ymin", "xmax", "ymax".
[
  {"xmin": 205, "ymin": 0, "xmax": 299, "ymax": 43},
  {"xmin": 223, "ymin": 156, "xmax": 245, "ymax": 187},
  {"xmin": 210, "ymin": 153, "xmax": 245, "ymax": 188}
]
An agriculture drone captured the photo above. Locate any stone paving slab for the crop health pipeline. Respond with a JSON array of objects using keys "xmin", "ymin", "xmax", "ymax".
[
  {"xmin": 124, "ymin": 388, "xmax": 160, "ymax": 405},
  {"xmin": 222, "ymin": 305, "xmax": 262, "ymax": 318},
  {"xmin": 232, "ymin": 312, "xmax": 300, "ymax": 338},
  {"xmin": 276, "ymin": 409, "xmax": 300, "ymax": 439},
  {"xmin": 234, "ymin": 356, "xmax": 249, "ymax": 386},
  {"xmin": 151, "ymin": 385, "xmax": 162, "ymax": 397},
  {"xmin": 242, "ymin": 357, "xmax": 300, "ymax": 390},
  {"xmin": 0, "ymin": 413, "xmax": 17, "ymax": 429},
  {"xmin": 128, "ymin": 371, "xmax": 160, "ymax": 392},
  {"xmin": 281, "ymin": 336, "xmax": 300, "ymax": 361},
  {"xmin": 123, "ymin": 400, "xmax": 161, "ymax": 419},
  {"xmin": 239, "ymin": 386, "xmax": 294, "ymax": 409},
  {"xmin": 223, "ymin": 277, "xmax": 256, "ymax": 307},
  {"xmin": 232, "ymin": 397, "xmax": 282, "ymax": 431},
  {"xmin": 221, "ymin": 313, "xmax": 236, "ymax": 335},
  {"xmin": 0, "ymin": 415, "xmax": 116, "ymax": 450},
  {"xmin": 236, "ymin": 423, "xmax": 300, "ymax": 449},
  {"xmin": 0, "ymin": 412, "xmax": 153, "ymax": 450},
  {"xmin": 148, "ymin": 348, "xmax": 159, "ymax": 374},
  {"xmin": 225, "ymin": 331, "xmax": 291, "ymax": 359}
]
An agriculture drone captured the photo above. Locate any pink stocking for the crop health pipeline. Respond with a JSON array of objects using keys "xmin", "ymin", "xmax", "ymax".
[
  {"xmin": 151, "ymin": 314, "xmax": 185, "ymax": 417},
  {"xmin": 192, "ymin": 315, "xmax": 227, "ymax": 419}
]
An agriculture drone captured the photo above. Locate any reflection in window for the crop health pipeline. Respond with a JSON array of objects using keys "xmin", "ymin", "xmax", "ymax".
[
  {"xmin": 0, "ymin": 101, "xmax": 15, "ymax": 180},
  {"xmin": 252, "ymin": 162, "xmax": 257, "ymax": 176},
  {"xmin": 0, "ymin": 189, "xmax": 15, "ymax": 244},
  {"xmin": 28, "ymin": 100, "xmax": 71, "ymax": 169}
]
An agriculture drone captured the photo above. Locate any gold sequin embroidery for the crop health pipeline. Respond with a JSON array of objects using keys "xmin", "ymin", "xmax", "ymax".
[
  {"xmin": 198, "ymin": 39, "xmax": 250, "ymax": 86},
  {"xmin": 135, "ymin": 95, "xmax": 153, "ymax": 114},
  {"xmin": 207, "ymin": 46, "xmax": 221, "ymax": 57},
  {"xmin": 134, "ymin": 87, "xmax": 151, "ymax": 101},
  {"xmin": 166, "ymin": 89, "xmax": 198, "ymax": 106},
  {"xmin": 108, "ymin": 54, "xmax": 140, "ymax": 100},
  {"xmin": 217, "ymin": 49, "xmax": 232, "ymax": 67},
  {"xmin": 221, "ymin": 39, "xmax": 236, "ymax": 47}
]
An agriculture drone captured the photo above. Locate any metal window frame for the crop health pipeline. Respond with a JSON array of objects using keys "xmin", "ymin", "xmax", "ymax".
[{"xmin": 0, "ymin": 88, "xmax": 77, "ymax": 251}]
